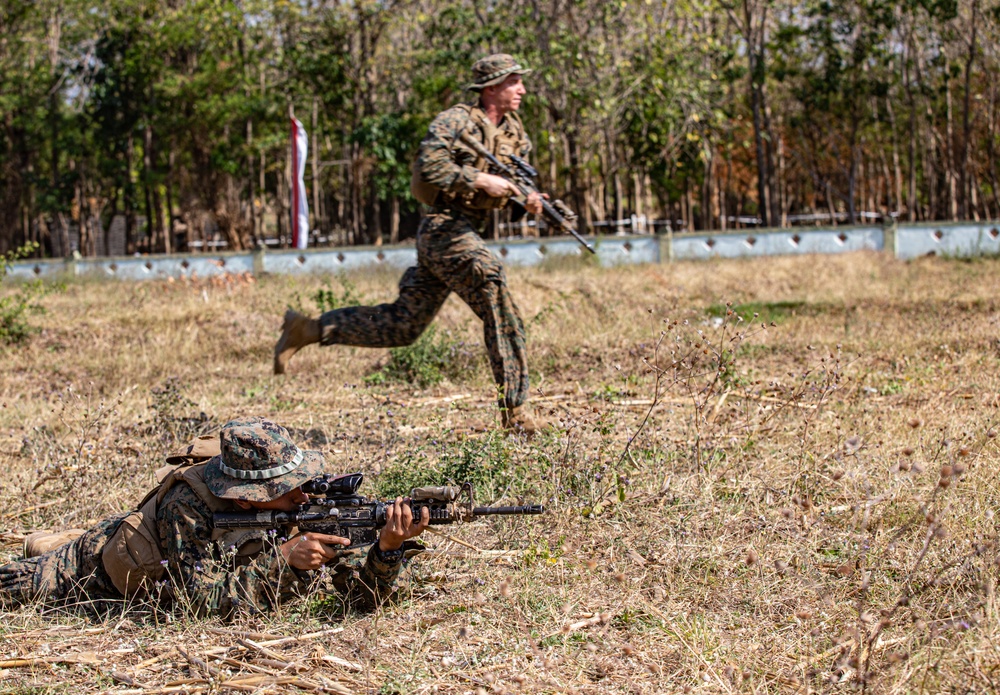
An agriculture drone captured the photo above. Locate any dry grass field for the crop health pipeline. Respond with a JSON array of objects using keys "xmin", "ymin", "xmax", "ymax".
[{"xmin": 2, "ymin": 250, "xmax": 1000, "ymax": 694}]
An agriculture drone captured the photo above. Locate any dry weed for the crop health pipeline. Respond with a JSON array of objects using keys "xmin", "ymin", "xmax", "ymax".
[{"xmin": 1, "ymin": 252, "xmax": 999, "ymax": 693}]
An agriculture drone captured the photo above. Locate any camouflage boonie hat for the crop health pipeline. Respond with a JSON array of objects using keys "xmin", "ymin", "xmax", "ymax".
[
  {"xmin": 467, "ymin": 53, "xmax": 532, "ymax": 91},
  {"xmin": 203, "ymin": 417, "xmax": 325, "ymax": 502}
]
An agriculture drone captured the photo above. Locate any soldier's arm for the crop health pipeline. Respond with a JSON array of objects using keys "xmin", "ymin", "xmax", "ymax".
[
  {"xmin": 417, "ymin": 108, "xmax": 480, "ymax": 196},
  {"xmin": 316, "ymin": 498, "xmax": 426, "ymax": 612},
  {"xmin": 156, "ymin": 484, "xmax": 311, "ymax": 619},
  {"xmin": 318, "ymin": 544, "xmax": 404, "ymax": 613},
  {"xmin": 519, "ymin": 134, "xmax": 533, "ymax": 160}
]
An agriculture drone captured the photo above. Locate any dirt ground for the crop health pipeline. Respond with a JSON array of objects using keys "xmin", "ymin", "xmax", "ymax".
[{"xmin": 2, "ymin": 250, "xmax": 1000, "ymax": 694}]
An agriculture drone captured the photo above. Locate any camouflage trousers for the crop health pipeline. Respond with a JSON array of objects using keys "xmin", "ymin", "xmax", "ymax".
[
  {"xmin": 0, "ymin": 516, "xmax": 123, "ymax": 610},
  {"xmin": 319, "ymin": 211, "xmax": 529, "ymax": 409}
]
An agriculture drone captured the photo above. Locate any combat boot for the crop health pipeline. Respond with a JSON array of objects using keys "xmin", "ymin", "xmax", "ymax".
[
  {"xmin": 500, "ymin": 405, "xmax": 550, "ymax": 437},
  {"xmin": 273, "ymin": 310, "xmax": 321, "ymax": 375},
  {"xmin": 23, "ymin": 529, "xmax": 86, "ymax": 558}
]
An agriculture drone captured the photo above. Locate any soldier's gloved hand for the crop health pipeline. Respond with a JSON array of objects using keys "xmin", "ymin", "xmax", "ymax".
[
  {"xmin": 525, "ymin": 191, "xmax": 549, "ymax": 216},
  {"xmin": 281, "ymin": 532, "xmax": 350, "ymax": 571},
  {"xmin": 378, "ymin": 497, "xmax": 431, "ymax": 552},
  {"xmin": 475, "ymin": 172, "xmax": 519, "ymax": 198}
]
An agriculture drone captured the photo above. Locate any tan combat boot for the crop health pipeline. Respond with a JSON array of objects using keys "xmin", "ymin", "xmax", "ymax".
[
  {"xmin": 501, "ymin": 405, "xmax": 550, "ymax": 437},
  {"xmin": 273, "ymin": 309, "xmax": 321, "ymax": 375},
  {"xmin": 23, "ymin": 529, "xmax": 87, "ymax": 558}
]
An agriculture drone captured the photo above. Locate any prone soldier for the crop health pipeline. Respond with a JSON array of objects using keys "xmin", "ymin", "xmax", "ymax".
[
  {"xmin": 274, "ymin": 54, "xmax": 549, "ymax": 435},
  {"xmin": 0, "ymin": 417, "xmax": 429, "ymax": 618}
]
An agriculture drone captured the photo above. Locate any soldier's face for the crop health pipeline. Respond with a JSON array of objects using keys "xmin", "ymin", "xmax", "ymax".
[{"xmin": 485, "ymin": 74, "xmax": 527, "ymax": 114}]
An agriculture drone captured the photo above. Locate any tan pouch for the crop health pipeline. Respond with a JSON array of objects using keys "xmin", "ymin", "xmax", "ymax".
[
  {"xmin": 165, "ymin": 433, "xmax": 221, "ymax": 466},
  {"xmin": 101, "ymin": 509, "xmax": 165, "ymax": 596},
  {"xmin": 410, "ymin": 161, "xmax": 441, "ymax": 207}
]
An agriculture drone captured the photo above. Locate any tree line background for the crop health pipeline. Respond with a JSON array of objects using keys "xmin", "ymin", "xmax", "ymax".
[{"xmin": 1, "ymin": 0, "xmax": 997, "ymax": 257}]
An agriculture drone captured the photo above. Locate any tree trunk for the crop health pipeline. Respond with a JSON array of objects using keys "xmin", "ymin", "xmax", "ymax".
[
  {"xmin": 702, "ymin": 143, "xmax": 715, "ymax": 230},
  {"xmin": 566, "ymin": 129, "xmax": 585, "ymax": 233},
  {"xmin": 247, "ymin": 119, "xmax": 257, "ymax": 247},
  {"xmin": 390, "ymin": 196, "xmax": 399, "ymax": 244},
  {"xmin": 905, "ymin": 39, "xmax": 918, "ymax": 220},
  {"xmin": 166, "ymin": 147, "xmax": 176, "ymax": 252},
  {"xmin": 945, "ymin": 80, "xmax": 958, "ymax": 220},
  {"xmin": 959, "ymin": 0, "xmax": 978, "ymax": 220},
  {"xmin": 312, "ymin": 97, "xmax": 320, "ymax": 236},
  {"xmin": 125, "ymin": 132, "xmax": 135, "ymax": 254}
]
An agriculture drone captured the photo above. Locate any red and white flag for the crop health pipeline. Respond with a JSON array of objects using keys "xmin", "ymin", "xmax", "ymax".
[{"xmin": 290, "ymin": 117, "xmax": 309, "ymax": 249}]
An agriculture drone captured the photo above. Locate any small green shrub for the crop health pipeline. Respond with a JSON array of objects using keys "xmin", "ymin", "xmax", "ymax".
[
  {"xmin": 313, "ymin": 276, "xmax": 362, "ymax": 313},
  {"xmin": 706, "ymin": 300, "xmax": 815, "ymax": 325},
  {"xmin": 365, "ymin": 325, "xmax": 481, "ymax": 388},
  {"xmin": 372, "ymin": 431, "xmax": 526, "ymax": 500},
  {"xmin": 0, "ymin": 242, "xmax": 58, "ymax": 346}
]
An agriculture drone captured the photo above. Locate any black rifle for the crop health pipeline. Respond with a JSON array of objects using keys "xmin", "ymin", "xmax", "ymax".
[
  {"xmin": 459, "ymin": 132, "xmax": 596, "ymax": 254},
  {"xmin": 213, "ymin": 472, "xmax": 544, "ymax": 548}
]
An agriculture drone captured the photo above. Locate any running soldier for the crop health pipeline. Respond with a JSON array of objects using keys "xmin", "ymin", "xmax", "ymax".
[
  {"xmin": 274, "ymin": 54, "xmax": 548, "ymax": 435},
  {"xmin": 0, "ymin": 418, "xmax": 429, "ymax": 617}
]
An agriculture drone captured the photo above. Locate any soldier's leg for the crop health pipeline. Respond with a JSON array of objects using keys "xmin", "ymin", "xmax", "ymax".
[
  {"xmin": 24, "ymin": 529, "xmax": 87, "ymax": 558},
  {"xmin": 318, "ymin": 263, "xmax": 450, "ymax": 347},
  {"xmin": 275, "ymin": 261, "xmax": 450, "ymax": 374},
  {"xmin": 1, "ymin": 516, "xmax": 122, "ymax": 608},
  {"xmin": 420, "ymin": 223, "xmax": 529, "ymax": 410}
]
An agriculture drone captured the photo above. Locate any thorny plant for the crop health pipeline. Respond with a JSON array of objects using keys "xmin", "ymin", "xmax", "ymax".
[
  {"xmin": 546, "ymin": 300, "xmax": 1000, "ymax": 690},
  {"xmin": 22, "ymin": 385, "xmax": 138, "ymax": 518},
  {"xmin": 149, "ymin": 377, "xmax": 215, "ymax": 449},
  {"xmin": 6, "ymin": 256, "xmax": 1000, "ymax": 693},
  {"xmin": 820, "ymin": 419, "xmax": 1000, "ymax": 692}
]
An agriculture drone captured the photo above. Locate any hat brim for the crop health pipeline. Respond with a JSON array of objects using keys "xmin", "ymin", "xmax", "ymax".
[
  {"xmin": 467, "ymin": 68, "xmax": 532, "ymax": 91},
  {"xmin": 204, "ymin": 450, "xmax": 326, "ymax": 502}
]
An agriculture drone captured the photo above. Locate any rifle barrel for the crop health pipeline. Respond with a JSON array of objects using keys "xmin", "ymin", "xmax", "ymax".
[{"xmin": 473, "ymin": 505, "xmax": 545, "ymax": 516}]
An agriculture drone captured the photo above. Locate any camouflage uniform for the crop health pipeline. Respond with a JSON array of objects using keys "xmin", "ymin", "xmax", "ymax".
[
  {"xmin": 0, "ymin": 419, "xmax": 404, "ymax": 618},
  {"xmin": 319, "ymin": 55, "xmax": 534, "ymax": 410}
]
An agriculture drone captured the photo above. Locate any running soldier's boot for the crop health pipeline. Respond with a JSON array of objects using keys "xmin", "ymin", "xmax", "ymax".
[
  {"xmin": 501, "ymin": 405, "xmax": 550, "ymax": 437},
  {"xmin": 273, "ymin": 310, "xmax": 322, "ymax": 375},
  {"xmin": 23, "ymin": 529, "xmax": 86, "ymax": 558}
]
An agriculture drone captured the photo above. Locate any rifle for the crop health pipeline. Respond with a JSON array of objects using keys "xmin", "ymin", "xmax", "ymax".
[
  {"xmin": 212, "ymin": 472, "xmax": 544, "ymax": 548},
  {"xmin": 459, "ymin": 132, "xmax": 596, "ymax": 254}
]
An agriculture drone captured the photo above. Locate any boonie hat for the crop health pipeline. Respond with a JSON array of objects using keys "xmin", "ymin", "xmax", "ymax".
[
  {"xmin": 467, "ymin": 53, "xmax": 532, "ymax": 91},
  {"xmin": 203, "ymin": 417, "xmax": 325, "ymax": 502}
]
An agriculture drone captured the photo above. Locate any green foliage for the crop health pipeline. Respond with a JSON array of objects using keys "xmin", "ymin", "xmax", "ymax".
[
  {"xmin": 313, "ymin": 276, "xmax": 362, "ymax": 313},
  {"xmin": 706, "ymin": 300, "xmax": 812, "ymax": 325},
  {"xmin": 0, "ymin": 243, "xmax": 57, "ymax": 346},
  {"xmin": 2, "ymin": 0, "xmax": 998, "ymax": 252},
  {"xmin": 372, "ymin": 431, "xmax": 525, "ymax": 500},
  {"xmin": 365, "ymin": 325, "xmax": 481, "ymax": 389}
]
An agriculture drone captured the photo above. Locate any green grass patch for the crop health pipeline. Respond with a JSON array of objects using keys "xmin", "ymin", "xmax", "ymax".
[
  {"xmin": 706, "ymin": 300, "xmax": 813, "ymax": 325},
  {"xmin": 365, "ymin": 325, "xmax": 482, "ymax": 389}
]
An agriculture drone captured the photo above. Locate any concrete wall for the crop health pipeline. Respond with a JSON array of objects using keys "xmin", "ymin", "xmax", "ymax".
[
  {"xmin": 5, "ymin": 220, "xmax": 999, "ymax": 282},
  {"xmin": 894, "ymin": 221, "xmax": 1000, "ymax": 260}
]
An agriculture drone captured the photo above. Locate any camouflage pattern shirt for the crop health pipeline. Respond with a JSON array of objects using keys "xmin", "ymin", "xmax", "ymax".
[
  {"xmin": 155, "ymin": 482, "xmax": 404, "ymax": 619},
  {"xmin": 415, "ymin": 102, "xmax": 532, "ymax": 220}
]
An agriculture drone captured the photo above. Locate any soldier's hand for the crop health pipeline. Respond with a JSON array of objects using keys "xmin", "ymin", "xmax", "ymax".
[
  {"xmin": 475, "ymin": 172, "xmax": 519, "ymax": 198},
  {"xmin": 281, "ymin": 532, "xmax": 350, "ymax": 571},
  {"xmin": 525, "ymin": 191, "xmax": 549, "ymax": 216},
  {"xmin": 378, "ymin": 497, "xmax": 431, "ymax": 552}
]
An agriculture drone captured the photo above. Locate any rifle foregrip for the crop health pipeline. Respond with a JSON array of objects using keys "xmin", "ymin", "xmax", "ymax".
[{"xmin": 213, "ymin": 511, "xmax": 280, "ymax": 529}]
